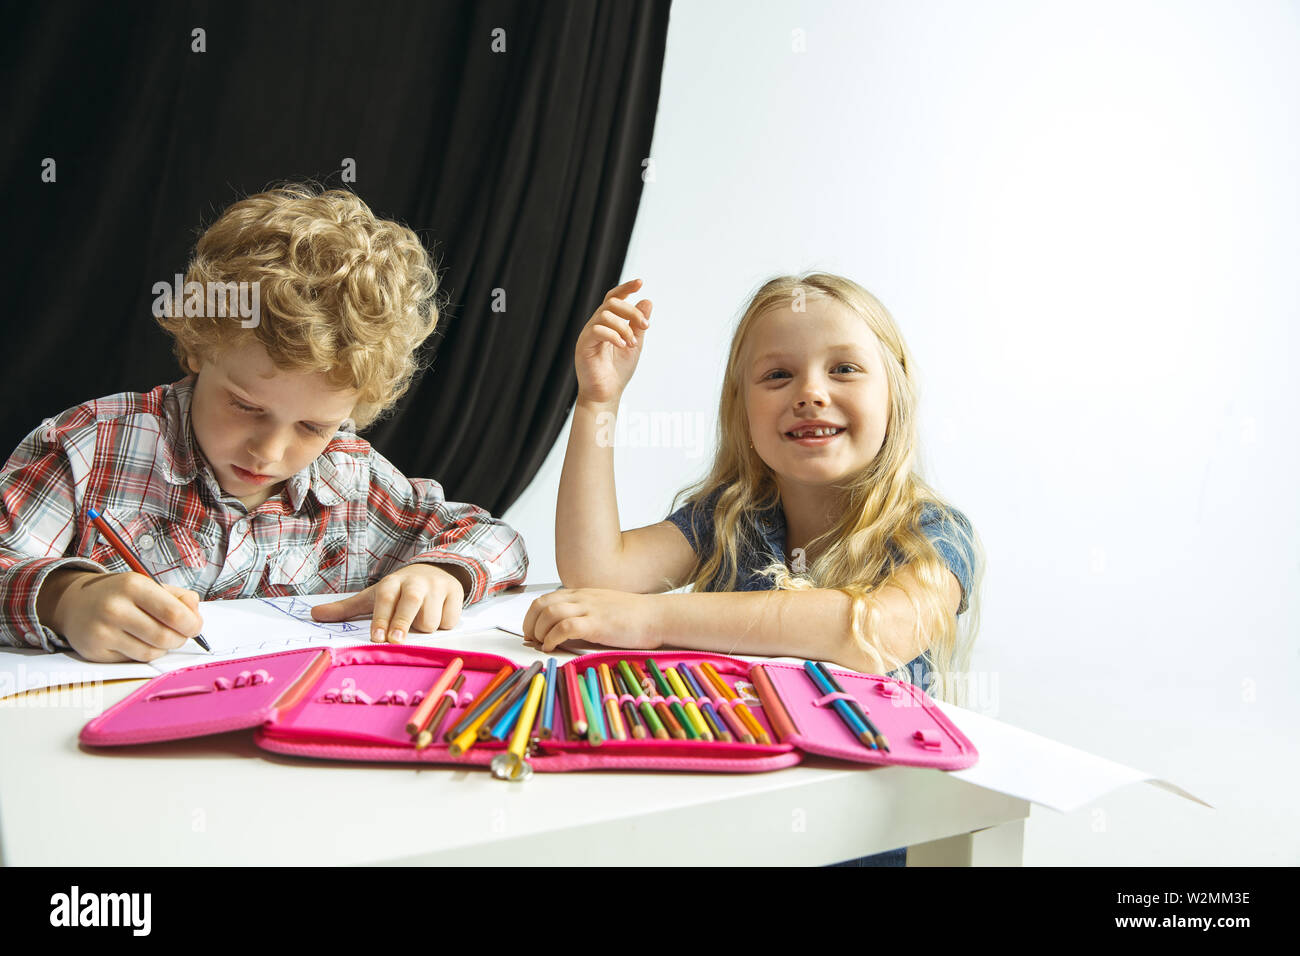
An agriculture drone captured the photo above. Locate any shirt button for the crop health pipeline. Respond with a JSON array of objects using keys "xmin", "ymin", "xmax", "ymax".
[{"xmin": 138, "ymin": 535, "xmax": 155, "ymax": 553}]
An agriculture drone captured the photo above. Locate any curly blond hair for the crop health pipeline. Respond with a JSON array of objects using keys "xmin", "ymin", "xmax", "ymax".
[{"xmin": 156, "ymin": 183, "xmax": 439, "ymax": 428}]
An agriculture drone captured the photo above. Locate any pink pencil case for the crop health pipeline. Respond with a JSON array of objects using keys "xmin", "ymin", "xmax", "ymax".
[{"xmin": 80, "ymin": 645, "xmax": 977, "ymax": 773}]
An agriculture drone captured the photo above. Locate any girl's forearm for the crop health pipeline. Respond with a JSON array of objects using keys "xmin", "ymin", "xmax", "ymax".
[
  {"xmin": 646, "ymin": 586, "xmax": 930, "ymax": 674},
  {"xmin": 555, "ymin": 400, "xmax": 624, "ymax": 585}
]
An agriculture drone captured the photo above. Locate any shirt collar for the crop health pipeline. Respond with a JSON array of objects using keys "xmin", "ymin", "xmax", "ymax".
[
  {"xmin": 160, "ymin": 377, "xmax": 202, "ymax": 486},
  {"xmin": 159, "ymin": 378, "xmax": 366, "ymax": 512}
]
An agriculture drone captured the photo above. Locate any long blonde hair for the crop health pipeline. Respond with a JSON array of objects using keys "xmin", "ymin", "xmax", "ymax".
[{"xmin": 675, "ymin": 274, "xmax": 983, "ymax": 703}]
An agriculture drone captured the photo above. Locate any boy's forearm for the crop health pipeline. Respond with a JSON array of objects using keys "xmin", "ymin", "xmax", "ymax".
[
  {"xmin": 646, "ymin": 587, "xmax": 928, "ymax": 674},
  {"xmin": 555, "ymin": 400, "xmax": 625, "ymax": 584}
]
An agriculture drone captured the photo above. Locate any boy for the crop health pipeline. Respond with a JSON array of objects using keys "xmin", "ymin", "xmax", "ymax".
[{"xmin": 0, "ymin": 184, "xmax": 527, "ymax": 662}]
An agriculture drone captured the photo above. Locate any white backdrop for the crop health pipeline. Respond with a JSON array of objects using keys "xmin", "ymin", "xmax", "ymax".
[{"xmin": 503, "ymin": 0, "xmax": 1300, "ymax": 865}]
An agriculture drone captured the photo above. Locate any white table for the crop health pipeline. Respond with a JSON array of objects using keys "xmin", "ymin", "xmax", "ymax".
[{"xmin": 0, "ymin": 627, "xmax": 1028, "ymax": 866}]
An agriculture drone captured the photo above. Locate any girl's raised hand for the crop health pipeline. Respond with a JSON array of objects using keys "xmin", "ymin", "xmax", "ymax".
[{"xmin": 574, "ymin": 278, "xmax": 653, "ymax": 407}]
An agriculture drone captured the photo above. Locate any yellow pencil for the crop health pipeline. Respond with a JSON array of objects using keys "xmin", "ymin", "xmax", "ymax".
[
  {"xmin": 665, "ymin": 666, "xmax": 712, "ymax": 741},
  {"xmin": 509, "ymin": 674, "xmax": 547, "ymax": 762}
]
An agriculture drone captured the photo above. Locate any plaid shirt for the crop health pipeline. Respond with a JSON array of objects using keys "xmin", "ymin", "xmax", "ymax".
[{"xmin": 0, "ymin": 378, "xmax": 528, "ymax": 652}]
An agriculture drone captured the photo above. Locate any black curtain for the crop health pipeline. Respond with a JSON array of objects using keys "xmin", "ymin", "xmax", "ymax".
[{"xmin": 0, "ymin": 0, "xmax": 670, "ymax": 515}]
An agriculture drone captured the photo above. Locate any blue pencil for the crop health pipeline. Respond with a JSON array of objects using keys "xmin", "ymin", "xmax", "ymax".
[
  {"xmin": 802, "ymin": 661, "xmax": 876, "ymax": 750},
  {"xmin": 541, "ymin": 657, "xmax": 558, "ymax": 739},
  {"xmin": 580, "ymin": 669, "xmax": 605, "ymax": 746},
  {"xmin": 488, "ymin": 694, "xmax": 527, "ymax": 742},
  {"xmin": 584, "ymin": 668, "xmax": 607, "ymax": 739}
]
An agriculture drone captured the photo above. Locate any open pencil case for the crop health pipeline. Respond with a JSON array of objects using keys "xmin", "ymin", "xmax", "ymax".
[{"xmin": 80, "ymin": 644, "xmax": 978, "ymax": 774}]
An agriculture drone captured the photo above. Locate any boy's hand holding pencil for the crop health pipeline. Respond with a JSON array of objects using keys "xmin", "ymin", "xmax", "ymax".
[{"xmin": 36, "ymin": 568, "xmax": 204, "ymax": 663}]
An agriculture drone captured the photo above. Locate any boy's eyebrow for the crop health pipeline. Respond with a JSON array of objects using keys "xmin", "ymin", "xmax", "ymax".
[{"xmin": 223, "ymin": 381, "xmax": 343, "ymax": 428}]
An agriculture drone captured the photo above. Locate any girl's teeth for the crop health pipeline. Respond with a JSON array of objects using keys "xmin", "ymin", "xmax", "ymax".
[{"xmin": 794, "ymin": 427, "xmax": 841, "ymax": 437}]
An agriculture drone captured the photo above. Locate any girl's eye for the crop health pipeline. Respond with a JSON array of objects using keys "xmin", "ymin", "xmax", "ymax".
[
  {"xmin": 832, "ymin": 363, "xmax": 860, "ymax": 374},
  {"xmin": 762, "ymin": 370, "xmax": 791, "ymax": 381}
]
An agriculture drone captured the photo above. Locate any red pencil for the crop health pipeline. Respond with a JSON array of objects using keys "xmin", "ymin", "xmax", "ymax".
[{"xmin": 86, "ymin": 508, "xmax": 210, "ymax": 652}]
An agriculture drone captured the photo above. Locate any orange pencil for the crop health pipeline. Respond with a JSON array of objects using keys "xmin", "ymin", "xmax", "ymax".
[
  {"xmin": 444, "ymin": 664, "xmax": 513, "ymax": 741},
  {"xmin": 407, "ymin": 657, "xmax": 464, "ymax": 736},
  {"xmin": 598, "ymin": 663, "xmax": 627, "ymax": 740}
]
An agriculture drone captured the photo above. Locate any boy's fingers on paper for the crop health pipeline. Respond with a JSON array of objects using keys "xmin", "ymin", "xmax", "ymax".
[
  {"xmin": 310, "ymin": 589, "xmax": 374, "ymax": 622},
  {"xmin": 438, "ymin": 589, "xmax": 462, "ymax": 629},
  {"xmin": 532, "ymin": 602, "xmax": 586, "ymax": 646},
  {"xmin": 384, "ymin": 585, "xmax": 425, "ymax": 643}
]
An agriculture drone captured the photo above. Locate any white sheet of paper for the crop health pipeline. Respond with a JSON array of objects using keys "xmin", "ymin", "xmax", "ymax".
[
  {"xmin": 0, "ymin": 585, "xmax": 554, "ymax": 693},
  {"xmin": 937, "ymin": 701, "xmax": 1212, "ymax": 813}
]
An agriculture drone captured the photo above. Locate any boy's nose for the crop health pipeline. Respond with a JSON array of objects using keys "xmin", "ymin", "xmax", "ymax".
[{"xmin": 247, "ymin": 432, "xmax": 286, "ymax": 466}]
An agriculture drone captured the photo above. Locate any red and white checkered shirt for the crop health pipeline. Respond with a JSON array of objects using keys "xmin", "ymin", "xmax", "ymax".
[{"xmin": 0, "ymin": 378, "xmax": 528, "ymax": 652}]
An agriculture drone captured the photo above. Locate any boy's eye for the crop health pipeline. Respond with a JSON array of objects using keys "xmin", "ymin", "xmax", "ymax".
[
  {"xmin": 229, "ymin": 397, "xmax": 259, "ymax": 413},
  {"xmin": 300, "ymin": 422, "xmax": 328, "ymax": 438}
]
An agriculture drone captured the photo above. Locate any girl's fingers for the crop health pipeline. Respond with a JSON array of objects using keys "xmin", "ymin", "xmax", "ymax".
[
  {"xmin": 603, "ymin": 296, "xmax": 649, "ymax": 329},
  {"xmin": 386, "ymin": 584, "xmax": 426, "ymax": 643},
  {"xmin": 608, "ymin": 278, "xmax": 643, "ymax": 297},
  {"xmin": 532, "ymin": 601, "xmax": 586, "ymax": 645},
  {"xmin": 589, "ymin": 325, "xmax": 627, "ymax": 350},
  {"xmin": 600, "ymin": 311, "xmax": 637, "ymax": 348}
]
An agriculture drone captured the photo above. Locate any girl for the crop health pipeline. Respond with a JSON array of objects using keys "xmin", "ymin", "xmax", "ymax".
[{"xmin": 524, "ymin": 274, "xmax": 981, "ymax": 706}]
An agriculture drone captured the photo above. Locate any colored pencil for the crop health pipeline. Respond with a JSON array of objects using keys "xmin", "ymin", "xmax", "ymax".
[
  {"xmin": 750, "ymin": 664, "xmax": 799, "ymax": 743},
  {"xmin": 630, "ymin": 660, "xmax": 655, "ymax": 695},
  {"xmin": 507, "ymin": 674, "xmax": 547, "ymax": 767},
  {"xmin": 564, "ymin": 662, "xmax": 587, "ymax": 738},
  {"xmin": 445, "ymin": 664, "xmax": 517, "ymax": 741},
  {"xmin": 665, "ymin": 666, "xmax": 712, "ymax": 740},
  {"xmin": 700, "ymin": 662, "xmax": 769, "ymax": 744},
  {"xmin": 479, "ymin": 661, "xmax": 543, "ymax": 740},
  {"xmin": 613, "ymin": 667, "xmax": 647, "ymax": 739},
  {"xmin": 487, "ymin": 694, "xmax": 528, "ymax": 741},
  {"xmin": 86, "ymin": 507, "xmax": 211, "ymax": 652},
  {"xmin": 540, "ymin": 658, "xmax": 558, "ymax": 739},
  {"xmin": 407, "ymin": 657, "xmax": 464, "ymax": 735},
  {"xmin": 646, "ymin": 658, "xmax": 697, "ymax": 740},
  {"xmin": 580, "ymin": 671, "xmax": 604, "ymax": 747},
  {"xmin": 416, "ymin": 674, "xmax": 464, "ymax": 749},
  {"xmin": 598, "ymin": 663, "xmax": 627, "ymax": 740},
  {"xmin": 802, "ymin": 661, "xmax": 874, "ymax": 749},
  {"xmin": 680, "ymin": 663, "xmax": 731, "ymax": 742},
  {"xmin": 584, "ymin": 669, "xmax": 607, "ymax": 740},
  {"xmin": 620, "ymin": 660, "xmax": 666, "ymax": 739},
  {"xmin": 815, "ymin": 662, "xmax": 889, "ymax": 751}
]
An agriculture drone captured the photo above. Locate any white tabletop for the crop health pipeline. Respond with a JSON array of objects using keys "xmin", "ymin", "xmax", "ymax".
[{"xmin": 0, "ymin": 627, "xmax": 1029, "ymax": 865}]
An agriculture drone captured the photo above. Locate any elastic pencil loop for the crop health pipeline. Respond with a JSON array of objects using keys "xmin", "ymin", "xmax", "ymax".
[
  {"xmin": 602, "ymin": 693, "xmax": 619, "ymax": 704},
  {"xmin": 812, "ymin": 691, "xmax": 857, "ymax": 708},
  {"xmin": 635, "ymin": 695, "xmax": 651, "ymax": 705},
  {"xmin": 913, "ymin": 730, "xmax": 942, "ymax": 750},
  {"xmin": 441, "ymin": 688, "xmax": 459, "ymax": 703},
  {"xmin": 618, "ymin": 693, "xmax": 635, "ymax": 705},
  {"xmin": 665, "ymin": 695, "xmax": 681, "ymax": 706}
]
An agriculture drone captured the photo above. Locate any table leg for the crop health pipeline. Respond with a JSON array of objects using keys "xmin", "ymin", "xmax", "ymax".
[{"xmin": 906, "ymin": 818, "xmax": 1025, "ymax": 867}]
